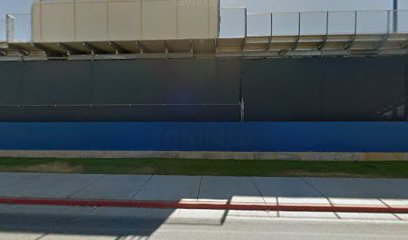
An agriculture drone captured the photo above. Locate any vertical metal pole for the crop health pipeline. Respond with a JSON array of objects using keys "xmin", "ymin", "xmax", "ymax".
[
  {"xmin": 298, "ymin": 12, "xmax": 301, "ymax": 35},
  {"xmin": 326, "ymin": 11, "xmax": 329, "ymax": 35},
  {"xmin": 270, "ymin": 12, "xmax": 273, "ymax": 36},
  {"xmin": 354, "ymin": 10, "xmax": 358, "ymax": 35},
  {"xmin": 6, "ymin": 14, "xmax": 15, "ymax": 42},
  {"xmin": 393, "ymin": 0, "xmax": 398, "ymax": 32},
  {"xmin": 244, "ymin": 8, "xmax": 247, "ymax": 37}
]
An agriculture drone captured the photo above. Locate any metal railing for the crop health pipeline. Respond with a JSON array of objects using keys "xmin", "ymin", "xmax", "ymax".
[
  {"xmin": 1, "ymin": 9, "xmax": 408, "ymax": 42},
  {"xmin": 220, "ymin": 9, "xmax": 408, "ymax": 38}
]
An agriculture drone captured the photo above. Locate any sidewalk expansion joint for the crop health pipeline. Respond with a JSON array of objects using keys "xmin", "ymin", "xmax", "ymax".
[
  {"xmin": 196, "ymin": 176, "xmax": 203, "ymax": 200},
  {"xmin": 130, "ymin": 175, "xmax": 153, "ymax": 200},
  {"xmin": 67, "ymin": 174, "xmax": 106, "ymax": 199},
  {"xmin": 301, "ymin": 178, "xmax": 341, "ymax": 219},
  {"xmin": 251, "ymin": 176, "xmax": 267, "ymax": 205}
]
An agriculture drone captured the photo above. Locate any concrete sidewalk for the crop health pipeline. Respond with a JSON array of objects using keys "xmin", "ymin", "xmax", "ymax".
[{"xmin": 1, "ymin": 172, "xmax": 408, "ymax": 214}]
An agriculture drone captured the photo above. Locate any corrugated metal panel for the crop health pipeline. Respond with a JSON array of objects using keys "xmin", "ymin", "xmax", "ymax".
[{"xmin": 0, "ymin": 122, "xmax": 408, "ymax": 152}]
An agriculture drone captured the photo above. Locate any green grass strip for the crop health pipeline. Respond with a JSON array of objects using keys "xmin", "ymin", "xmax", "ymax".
[{"xmin": 0, "ymin": 157, "xmax": 408, "ymax": 178}]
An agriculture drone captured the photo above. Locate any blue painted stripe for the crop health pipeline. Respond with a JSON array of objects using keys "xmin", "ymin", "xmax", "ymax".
[{"xmin": 0, "ymin": 122, "xmax": 407, "ymax": 152}]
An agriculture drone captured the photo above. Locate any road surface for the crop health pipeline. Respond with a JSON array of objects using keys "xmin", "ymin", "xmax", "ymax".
[{"xmin": 0, "ymin": 204, "xmax": 408, "ymax": 240}]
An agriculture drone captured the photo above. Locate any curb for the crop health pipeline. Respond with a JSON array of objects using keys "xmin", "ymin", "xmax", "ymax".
[{"xmin": 1, "ymin": 197, "xmax": 408, "ymax": 213}]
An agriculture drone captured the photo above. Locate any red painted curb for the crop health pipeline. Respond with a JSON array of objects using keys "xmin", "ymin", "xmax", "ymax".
[{"xmin": 0, "ymin": 197, "xmax": 408, "ymax": 213}]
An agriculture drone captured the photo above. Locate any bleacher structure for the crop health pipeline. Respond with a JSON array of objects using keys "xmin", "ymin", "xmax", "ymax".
[{"xmin": 0, "ymin": 0, "xmax": 407, "ymax": 60}]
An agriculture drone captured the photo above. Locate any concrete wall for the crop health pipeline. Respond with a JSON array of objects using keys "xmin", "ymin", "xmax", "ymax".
[{"xmin": 32, "ymin": 0, "xmax": 219, "ymax": 42}]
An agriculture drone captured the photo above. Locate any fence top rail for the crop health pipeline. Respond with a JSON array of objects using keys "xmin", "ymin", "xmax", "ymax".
[{"xmin": 226, "ymin": 8, "xmax": 408, "ymax": 15}]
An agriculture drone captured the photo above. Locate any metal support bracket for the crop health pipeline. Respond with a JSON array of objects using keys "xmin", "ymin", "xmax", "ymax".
[
  {"xmin": 189, "ymin": 39, "xmax": 194, "ymax": 54},
  {"xmin": 344, "ymin": 35, "xmax": 356, "ymax": 50},
  {"xmin": 278, "ymin": 49, "xmax": 289, "ymax": 56},
  {"xmin": 318, "ymin": 36, "xmax": 328, "ymax": 51},
  {"xmin": 401, "ymin": 40, "xmax": 408, "ymax": 49},
  {"xmin": 32, "ymin": 43, "xmax": 64, "ymax": 57},
  {"xmin": 266, "ymin": 36, "xmax": 273, "ymax": 51},
  {"xmin": 57, "ymin": 43, "xmax": 81, "ymax": 56},
  {"xmin": 374, "ymin": 34, "xmax": 390, "ymax": 50},
  {"xmin": 135, "ymin": 41, "xmax": 144, "ymax": 54},
  {"xmin": 162, "ymin": 40, "xmax": 169, "ymax": 54},
  {"xmin": 83, "ymin": 42, "xmax": 105, "ymax": 55},
  {"xmin": 291, "ymin": 36, "xmax": 300, "ymax": 51},
  {"xmin": 8, "ymin": 44, "xmax": 30, "ymax": 56},
  {"xmin": 109, "ymin": 41, "xmax": 127, "ymax": 54},
  {"xmin": 240, "ymin": 37, "xmax": 246, "ymax": 52}
]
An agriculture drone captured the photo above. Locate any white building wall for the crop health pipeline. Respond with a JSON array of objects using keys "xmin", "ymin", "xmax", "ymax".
[{"xmin": 32, "ymin": 0, "xmax": 219, "ymax": 42}]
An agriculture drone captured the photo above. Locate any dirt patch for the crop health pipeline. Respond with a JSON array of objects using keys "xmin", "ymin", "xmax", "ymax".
[{"xmin": 18, "ymin": 161, "xmax": 84, "ymax": 173}]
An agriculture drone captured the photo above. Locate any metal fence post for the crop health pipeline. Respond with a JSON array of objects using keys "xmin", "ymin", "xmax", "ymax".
[
  {"xmin": 244, "ymin": 8, "xmax": 247, "ymax": 37},
  {"xmin": 6, "ymin": 14, "xmax": 15, "ymax": 42},
  {"xmin": 298, "ymin": 12, "xmax": 301, "ymax": 35},
  {"xmin": 326, "ymin": 11, "xmax": 329, "ymax": 35},
  {"xmin": 240, "ymin": 98, "xmax": 245, "ymax": 122},
  {"xmin": 393, "ymin": 0, "xmax": 398, "ymax": 32}
]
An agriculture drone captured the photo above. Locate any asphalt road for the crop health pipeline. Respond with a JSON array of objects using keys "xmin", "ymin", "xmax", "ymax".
[{"xmin": 0, "ymin": 205, "xmax": 408, "ymax": 240}]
